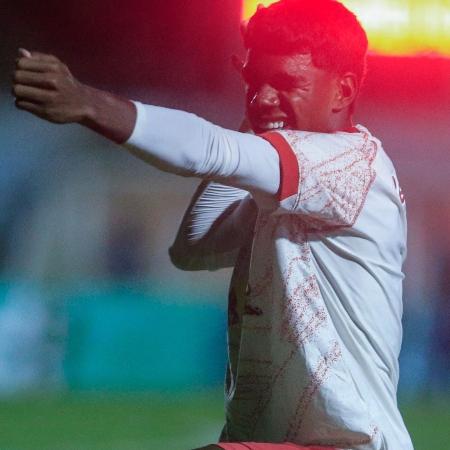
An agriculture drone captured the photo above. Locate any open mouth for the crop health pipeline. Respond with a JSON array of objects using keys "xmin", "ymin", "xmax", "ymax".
[
  {"xmin": 256, "ymin": 119, "xmax": 291, "ymax": 132},
  {"xmin": 259, "ymin": 121, "xmax": 286, "ymax": 131}
]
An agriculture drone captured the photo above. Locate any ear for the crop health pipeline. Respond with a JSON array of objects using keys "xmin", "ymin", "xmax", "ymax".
[{"xmin": 332, "ymin": 72, "xmax": 358, "ymax": 113}]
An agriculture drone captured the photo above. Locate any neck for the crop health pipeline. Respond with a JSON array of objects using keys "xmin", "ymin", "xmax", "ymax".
[
  {"xmin": 330, "ymin": 111, "xmax": 355, "ymax": 133},
  {"xmin": 342, "ymin": 117, "xmax": 356, "ymax": 132}
]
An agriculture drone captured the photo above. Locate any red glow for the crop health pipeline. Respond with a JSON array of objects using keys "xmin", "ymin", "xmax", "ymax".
[{"xmin": 242, "ymin": 0, "xmax": 450, "ymax": 56}]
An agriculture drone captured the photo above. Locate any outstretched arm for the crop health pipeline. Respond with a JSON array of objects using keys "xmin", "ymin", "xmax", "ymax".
[
  {"xmin": 13, "ymin": 50, "xmax": 136, "ymax": 143},
  {"xmin": 12, "ymin": 50, "xmax": 280, "ymax": 205}
]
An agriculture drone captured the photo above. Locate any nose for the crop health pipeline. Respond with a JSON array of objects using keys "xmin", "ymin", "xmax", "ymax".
[{"xmin": 250, "ymin": 84, "xmax": 280, "ymax": 108}]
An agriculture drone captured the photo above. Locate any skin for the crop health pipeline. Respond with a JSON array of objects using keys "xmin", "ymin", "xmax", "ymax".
[
  {"xmin": 12, "ymin": 48, "xmax": 358, "ymax": 144},
  {"xmin": 13, "ymin": 49, "xmax": 136, "ymax": 143},
  {"xmin": 242, "ymin": 49, "xmax": 358, "ymax": 134}
]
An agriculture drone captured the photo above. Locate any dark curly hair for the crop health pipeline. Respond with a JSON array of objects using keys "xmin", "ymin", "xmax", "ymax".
[{"xmin": 244, "ymin": 0, "xmax": 368, "ymax": 86}]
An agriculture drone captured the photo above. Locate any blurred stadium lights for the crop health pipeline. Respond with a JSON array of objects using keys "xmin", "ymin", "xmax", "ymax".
[{"xmin": 242, "ymin": 0, "xmax": 450, "ymax": 56}]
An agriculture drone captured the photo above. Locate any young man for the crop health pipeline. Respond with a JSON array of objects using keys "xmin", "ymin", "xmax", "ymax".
[{"xmin": 12, "ymin": 1, "xmax": 412, "ymax": 448}]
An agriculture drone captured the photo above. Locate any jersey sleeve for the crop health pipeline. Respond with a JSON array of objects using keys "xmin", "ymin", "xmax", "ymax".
[
  {"xmin": 261, "ymin": 129, "xmax": 378, "ymax": 230},
  {"xmin": 124, "ymin": 101, "xmax": 280, "ymax": 207},
  {"xmin": 169, "ymin": 181, "xmax": 257, "ymax": 271}
]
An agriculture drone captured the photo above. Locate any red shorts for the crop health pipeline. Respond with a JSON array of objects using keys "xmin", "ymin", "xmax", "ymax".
[{"xmin": 216, "ymin": 443, "xmax": 335, "ymax": 450}]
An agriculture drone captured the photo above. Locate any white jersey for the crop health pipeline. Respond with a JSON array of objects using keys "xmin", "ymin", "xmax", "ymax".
[
  {"xmin": 126, "ymin": 102, "xmax": 412, "ymax": 449},
  {"xmin": 218, "ymin": 128, "xmax": 410, "ymax": 449}
]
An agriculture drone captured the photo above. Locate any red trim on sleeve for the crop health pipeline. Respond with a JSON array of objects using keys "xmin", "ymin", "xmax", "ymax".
[{"xmin": 260, "ymin": 132, "xmax": 299, "ymax": 201}]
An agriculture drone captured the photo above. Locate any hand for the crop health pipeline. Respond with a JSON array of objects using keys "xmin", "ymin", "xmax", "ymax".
[
  {"xmin": 12, "ymin": 49, "xmax": 136, "ymax": 142},
  {"xmin": 13, "ymin": 49, "xmax": 90, "ymax": 124}
]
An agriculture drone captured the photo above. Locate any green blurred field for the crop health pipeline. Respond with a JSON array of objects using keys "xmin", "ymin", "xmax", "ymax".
[{"xmin": 0, "ymin": 390, "xmax": 448, "ymax": 450}]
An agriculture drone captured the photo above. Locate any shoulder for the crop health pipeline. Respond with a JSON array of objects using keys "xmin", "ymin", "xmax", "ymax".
[
  {"xmin": 259, "ymin": 126, "xmax": 382, "ymax": 207},
  {"xmin": 262, "ymin": 126, "xmax": 378, "ymax": 163}
]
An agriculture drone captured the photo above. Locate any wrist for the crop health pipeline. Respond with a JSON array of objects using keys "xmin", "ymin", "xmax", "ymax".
[
  {"xmin": 78, "ymin": 85, "xmax": 137, "ymax": 144},
  {"xmin": 78, "ymin": 84, "xmax": 101, "ymax": 127}
]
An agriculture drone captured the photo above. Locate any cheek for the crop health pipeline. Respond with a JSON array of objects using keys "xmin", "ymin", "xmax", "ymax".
[
  {"xmin": 281, "ymin": 91, "xmax": 305, "ymax": 111},
  {"xmin": 312, "ymin": 80, "xmax": 337, "ymax": 109},
  {"xmin": 281, "ymin": 91, "xmax": 312, "ymax": 122}
]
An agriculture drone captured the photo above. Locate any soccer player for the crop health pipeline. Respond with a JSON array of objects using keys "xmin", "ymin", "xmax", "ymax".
[{"xmin": 12, "ymin": 0, "xmax": 413, "ymax": 448}]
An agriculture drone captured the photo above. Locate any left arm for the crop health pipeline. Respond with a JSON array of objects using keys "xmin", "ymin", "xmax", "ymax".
[
  {"xmin": 13, "ymin": 50, "xmax": 136, "ymax": 144},
  {"xmin": 13, "ymin": 51, "xmax": 280, "ymax": 203}
]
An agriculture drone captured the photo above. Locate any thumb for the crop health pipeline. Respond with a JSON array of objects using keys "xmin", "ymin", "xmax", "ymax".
[{"xmin": 18, "ymin": 48, "xmax": 32, "ymax": 58}]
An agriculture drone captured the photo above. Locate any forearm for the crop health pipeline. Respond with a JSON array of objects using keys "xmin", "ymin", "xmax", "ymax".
[{"xmin": 80, "ymin": 85, "xmax": 136, "ymax": 144}]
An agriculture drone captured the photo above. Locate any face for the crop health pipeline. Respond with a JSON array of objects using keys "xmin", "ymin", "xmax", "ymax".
[{"xmin": 243, "ymin": 50, "xmax": 341, "ymax": 134}]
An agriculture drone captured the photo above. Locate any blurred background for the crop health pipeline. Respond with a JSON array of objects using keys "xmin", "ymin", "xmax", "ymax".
[{"xmin": 0, "ymin": 0, "xmax": 449, "ymax": 449}]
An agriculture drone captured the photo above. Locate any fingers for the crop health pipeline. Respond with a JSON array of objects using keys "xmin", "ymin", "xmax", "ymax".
[
  {"xmin": 16, "ymin": 58, "xmax": 60, "ymax": 73},
  {"xmin": 17, "ymin": 49, "xmax": 60, "ymax": 63},
  {"xmin": 15, "ymin": 99, "xmax": 45, "ymax": 117},
  {"xmin": 28, "ymin": 51, "xmax": 60, "ymax": 63},
  {"xmin": 16, "ymin": 49, "xmax": 64, "ymax": 73},
  {"xmin": 18, "ymin": 48, "xmax": 32, "ymax": 58},
  {"xmin": 12, "ymin": 49, "xmax": 79, "ymax": 124},
  {"xmin": 12, "ymin": 84, "xmax": 54, "ymax": 104},
  {"xmin": 14, "ymin": 70, "xmax": 59, "ymax": 89},
  {"xmin": 13, "ymin": 52, "xmax": 60, "ymax": 104}
]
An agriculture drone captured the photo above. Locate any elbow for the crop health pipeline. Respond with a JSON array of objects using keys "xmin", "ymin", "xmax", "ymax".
[
  {"xmin": 168, "ymin": 244, "xmax": 191, "ymax": 271},
  {"xmin": 168, "ymin": 244, "xmax": 201, "ymax": 271}
]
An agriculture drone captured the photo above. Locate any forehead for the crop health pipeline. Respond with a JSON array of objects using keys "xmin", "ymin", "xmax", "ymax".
[{"xmin": 243, "ymin": 50, "xmax": 320, "ymax": 80}]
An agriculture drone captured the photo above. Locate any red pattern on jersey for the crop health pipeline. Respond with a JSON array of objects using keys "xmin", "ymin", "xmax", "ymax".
[{"xmin": 263, "ymin": 130, "xmax": 377, "ymax": 232}]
